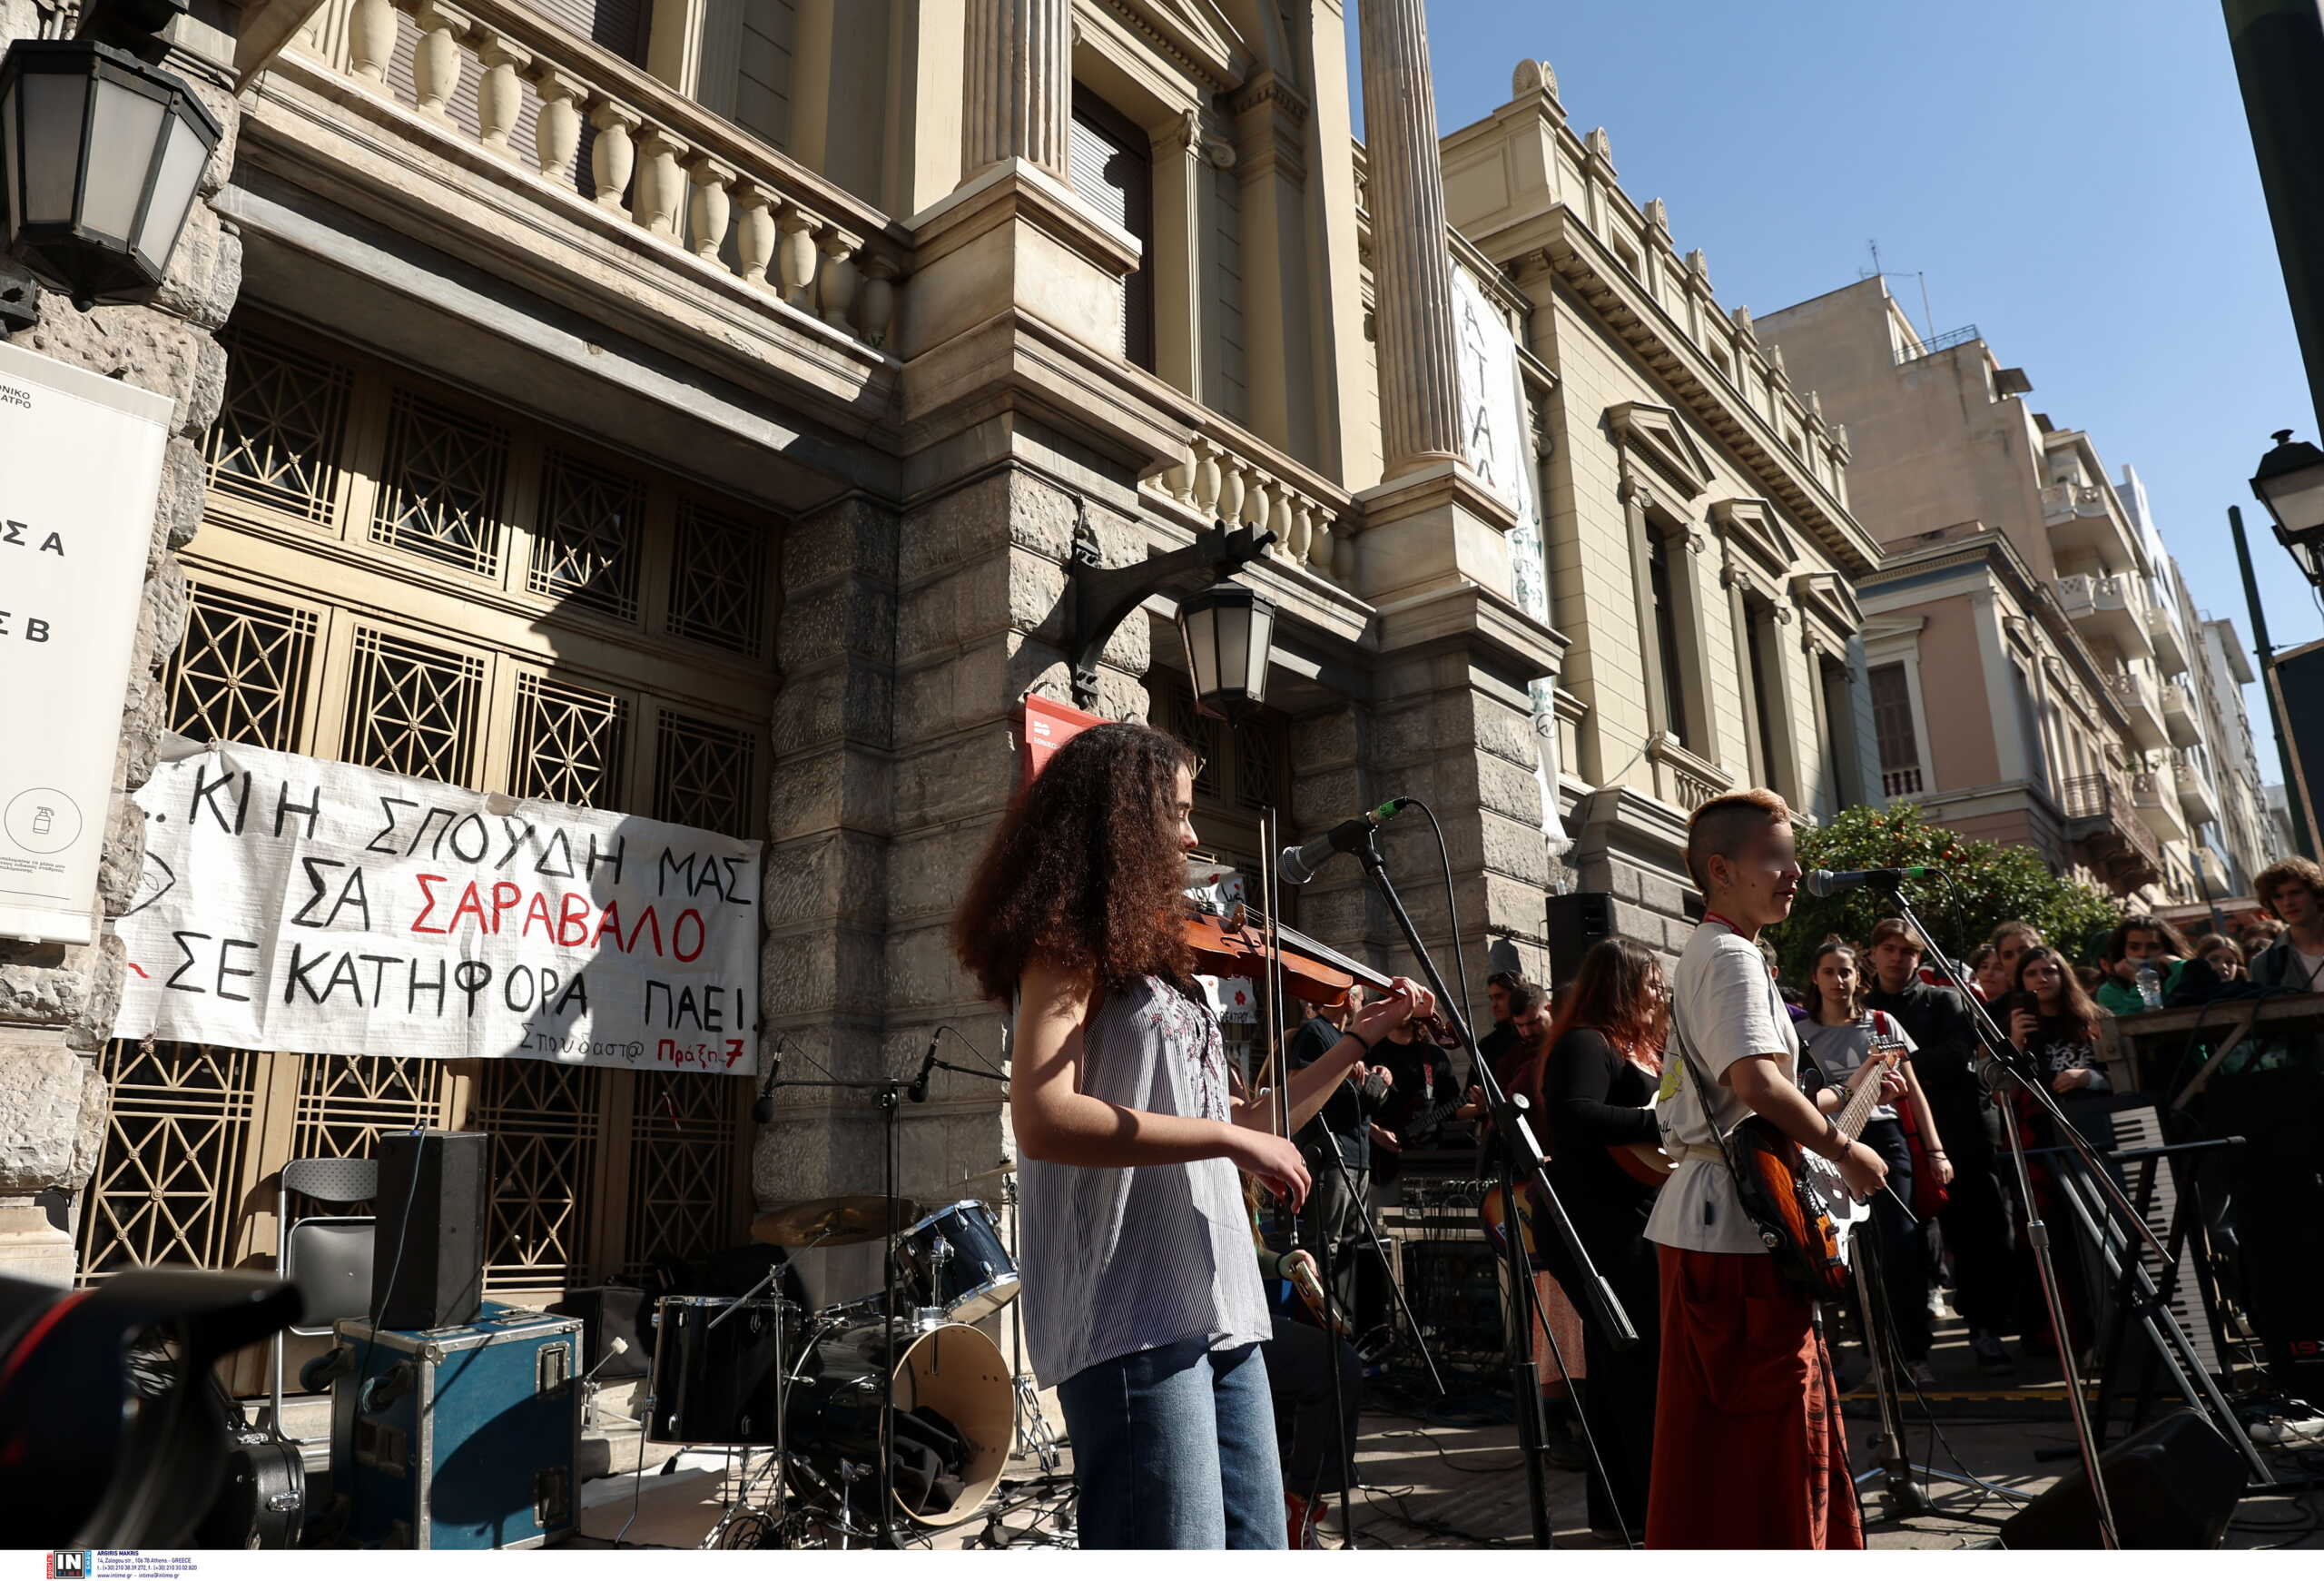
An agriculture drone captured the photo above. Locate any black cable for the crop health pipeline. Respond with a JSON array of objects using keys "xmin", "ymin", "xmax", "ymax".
[{"xmin": 1403, "ymin": 799, "xmax": 1476, "ymax": 1042}]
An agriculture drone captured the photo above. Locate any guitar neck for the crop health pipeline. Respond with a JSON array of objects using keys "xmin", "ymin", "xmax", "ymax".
[{"xmin": 1833, "ymin": 1043, "xmax": 1894, "ymax": 1143}]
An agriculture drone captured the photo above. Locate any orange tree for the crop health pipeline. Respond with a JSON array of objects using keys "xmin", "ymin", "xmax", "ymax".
[{"xmin": 1769, "ymin": 803, "xmax": 2122, "ymax": 988}]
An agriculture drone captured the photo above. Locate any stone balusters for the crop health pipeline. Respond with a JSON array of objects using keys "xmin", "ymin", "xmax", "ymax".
[
  {"xmin": 411, "ymin": 3, "xmax": 468, "ymax": 124},
  {"xmin": 1159, "ymin": 437, "xmax": 1344, "ymax": 583},
  {"xmin": 587, "ymin": 101, "xmax": 639, "ymax": 211},
  {"xmin": 685, "ymin": 156, "xmax": 734, "ymax": 262},
  {"xmin": 530, "ymin": 70, "xmax": 584, "ymax": 179},
  {"xmin": 335, "ymin": 0, "xmax": 907, "ymax": 351},
  {"xmin": 475, "ymin": 35, "xmax": 530, "ymax": 159},
  {"xmin": 349, "ymin": 0, "xmax": 396, "ymax": 86},
  {"xmin": 734, "ymin": 187, "xmax": 777, "ymax": 289}
]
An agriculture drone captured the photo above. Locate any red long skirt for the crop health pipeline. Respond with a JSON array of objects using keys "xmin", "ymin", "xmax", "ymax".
[{"xmin": 1644, "ymin": 1244, "xmax": 1863, "ymax": 1550}]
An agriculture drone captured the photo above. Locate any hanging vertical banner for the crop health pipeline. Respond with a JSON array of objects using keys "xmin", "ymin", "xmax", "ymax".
[
  {"xmin": 113, "ymin": 741, "xmax": 763, "ymax": 1073},
  {"xmin": 1453, "ymin": 265, "xmax": 1571, "ymax": 853},
  {"xmin": 0, "ymin": 342, "xmax": 175, "ymax": 945}
]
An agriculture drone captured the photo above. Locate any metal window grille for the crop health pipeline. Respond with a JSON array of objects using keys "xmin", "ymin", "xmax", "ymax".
[
  {"xmin": 654, "ymin": 709, "xmax": 757, "ymax": 838},
  {"xmin": 343, "ymin": 627, "xmax": 487, "ymax": 786},
  {"xmin": 529, "ymin": 450, "xmax": 644, "ymax": 618},
  {"xmin": 666, "ymin": 502, "xmax": 768, "ymax": 656},
  {"xmin": 206, "ymin": 331, "xmax": 352, "ymax": 523},
  {"xmin": 621, "ymin": 1071, "xmax": 737, "ymax": 1279},
  {"xmin": 166, "ymin": 583, "xmax": 319, "ymax": 751},
  {"xmin": 371, "ymin": 390, "xmax": 511, "ymax": 578},
  {"xmin": 512, "ymin": 673, "xmax": 630, "ymax": 810},
  {"xmin": 76, "ymin": 1041, "xmax": 262, "ymax": 1282},
  {"xmin": 468, "ymin": 1060, "xmax": 603, "ymax": 1292}
]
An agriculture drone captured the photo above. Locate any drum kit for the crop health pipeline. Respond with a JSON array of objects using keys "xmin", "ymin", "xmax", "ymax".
[{"xmin": 638, "ymin": 1165, "xmax": 1070, "ymax": 1547}]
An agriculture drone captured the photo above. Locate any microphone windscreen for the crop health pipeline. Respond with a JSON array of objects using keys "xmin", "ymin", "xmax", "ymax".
[{"xmin": 1803, "ymin": 870, "xmax": 1835, "ymax": 899}]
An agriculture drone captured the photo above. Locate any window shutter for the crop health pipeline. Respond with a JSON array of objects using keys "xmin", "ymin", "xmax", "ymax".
[
  {"xmin": 519, "ymin": 0, "xmax": 649, "ymax": 64},
  {"xmin": 1069, "ymin": 112, "xmax": 1134, "ymax": 361}
]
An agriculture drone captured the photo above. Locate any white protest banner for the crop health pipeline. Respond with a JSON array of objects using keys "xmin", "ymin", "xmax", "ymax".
[
  {"xmin": 0, "ymin": 341, "xmax": 175, "ymax": 944},
  {"xmin": 114, "ymin": 742, "xmax": 761, "ymax": 1073}
]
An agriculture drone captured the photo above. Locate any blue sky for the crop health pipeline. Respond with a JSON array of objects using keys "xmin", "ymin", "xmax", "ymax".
[{"xmin": 1354, "ymin": 0, "xmax": 2319, "ymax": 784}]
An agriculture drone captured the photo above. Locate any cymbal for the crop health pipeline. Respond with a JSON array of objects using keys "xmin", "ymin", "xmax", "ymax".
[
  {"xmin": 751, "ymin": 1194, "xmax": 921, "ymax": 1248},
  {"xmin": 956, "ymin": 1159, "xmax": 1017, "ymax": 1188}
]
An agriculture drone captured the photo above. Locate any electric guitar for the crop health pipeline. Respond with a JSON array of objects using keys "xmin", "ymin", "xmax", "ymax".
[{"xmin": 1730, "ymin": 1023, "xmax": 1904, "ymax": 1299}]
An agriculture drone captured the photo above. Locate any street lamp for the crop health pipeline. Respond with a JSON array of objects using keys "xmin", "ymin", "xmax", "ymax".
[
  {"xmin": 1177, "ymin": 580, "xmax": 1277, "ymax": 723},
  {"xmin": 2250, "ymin": 429, "xmax": 2324, "ymax": 588},
  {"xmin": 0, "ymin": 1, "xmax": 220, "ymax": 312}
]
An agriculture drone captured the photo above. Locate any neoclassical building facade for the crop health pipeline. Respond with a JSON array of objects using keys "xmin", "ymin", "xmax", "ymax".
[{"xmin": 0, "ymin": 3, "xmax": 1889, "ymax": 1339}]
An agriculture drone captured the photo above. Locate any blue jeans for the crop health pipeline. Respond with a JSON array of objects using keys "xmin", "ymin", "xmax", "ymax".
[{"xmin": 1057, "ymin": 1337, "xmax": 1287, "ymax": 1549}]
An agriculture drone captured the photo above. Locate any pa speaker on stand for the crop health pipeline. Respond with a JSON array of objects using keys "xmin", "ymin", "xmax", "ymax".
[{"xmin": 372, "ymin": 1130, "xmax": 490, "ymax": 1331}]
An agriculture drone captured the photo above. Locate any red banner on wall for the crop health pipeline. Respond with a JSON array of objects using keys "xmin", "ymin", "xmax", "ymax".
[{"xmin": 1021, "ymin": 695, "xmax": 1109, "ymax": 786}]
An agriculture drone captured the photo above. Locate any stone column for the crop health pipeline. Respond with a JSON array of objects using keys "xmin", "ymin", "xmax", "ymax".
[
  {"xmin": 1355, "ymin": 0, "xmax": 1462, "ymax": 477},
  {"xmin": 960, "ymin": 0, "xmax": 1071, "ymax": 181},
  {"xmin": 0, "ymin": 11, "xmax": 244, "ymax": 1283}
]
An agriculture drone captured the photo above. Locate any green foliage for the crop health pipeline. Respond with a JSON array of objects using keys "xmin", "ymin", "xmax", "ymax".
[{"xmin": 1769, "ymin": 803, "xmax": 2123, "ymax": 985}]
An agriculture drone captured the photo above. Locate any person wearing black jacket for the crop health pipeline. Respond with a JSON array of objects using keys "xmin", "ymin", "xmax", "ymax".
[
  {"xmin": 1863, "ymin": 917, "xmax": 2017, "ymax": 1376},
  {"xmin": 1535, "ymin": 938, "xmax": 1668, "ymax": 1540},
  {"xmin": 1285, "ymin": 988, "xmax": 1375, "ymax": 1315}
]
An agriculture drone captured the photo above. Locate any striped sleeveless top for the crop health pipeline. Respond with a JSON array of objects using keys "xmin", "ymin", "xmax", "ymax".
[{"xmin": 1016, "ymin": 974, "xmax": 1273, "ymax": 1387}]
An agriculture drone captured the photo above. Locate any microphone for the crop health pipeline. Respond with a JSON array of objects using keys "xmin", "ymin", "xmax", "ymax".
[
  {"xmin": 752, "ymin": 1033, "xmax": 787, "ymax": 1123},
  {"xmin": 908, "ymin": 1028, "xmax": 942, "ymax": 1103},
  {"xmin": 1803, "ymin": 865, "xmax": 1938, "ymax": 898},
  {"xmin": 1279, "ymin": 797, "xmax": 1413, "ymax": 884}
]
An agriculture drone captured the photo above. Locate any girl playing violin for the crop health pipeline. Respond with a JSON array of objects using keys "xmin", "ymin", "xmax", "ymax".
[{"xmin": 953, "ymin": 721, "xmax": 1434, "ymax": 1550}]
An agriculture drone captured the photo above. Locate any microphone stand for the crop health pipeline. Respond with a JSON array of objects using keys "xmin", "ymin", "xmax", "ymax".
[
  {"xmin": 764, "ymin": 1073, "xmax": 908, "ymax": 1547},
  {"xmin": 1347, "ymin": 823, "xmax": 1635, "ymax": 1550},
  {"xmin": 1868, "ymin": 876, "xmax": 2183, "ymax": 1551}
]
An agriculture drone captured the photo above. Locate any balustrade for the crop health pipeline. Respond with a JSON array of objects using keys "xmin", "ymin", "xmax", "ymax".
[
  {"xmin": 1148, "ymin": 426, "xmax": 1352, "ymax": 585},
  {"xmin": 331, "ymin": 0, "xmax": 908, "ymax": 351}
]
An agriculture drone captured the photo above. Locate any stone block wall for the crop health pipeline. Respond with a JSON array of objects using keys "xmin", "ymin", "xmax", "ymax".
[{"xmin": 0, "ymin": 14, "xmax": 243, "ymax": 1282}]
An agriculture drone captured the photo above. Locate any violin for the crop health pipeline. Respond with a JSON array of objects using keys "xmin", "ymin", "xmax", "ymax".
[{"xmin": 1179, "ymin": 899, "xmax": 1457, "ymax": 1048}]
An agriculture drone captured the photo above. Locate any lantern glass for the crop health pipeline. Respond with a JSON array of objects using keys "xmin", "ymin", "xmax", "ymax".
[
  {"xmin": 1177, "ymin": 582, "xmax": 1277, "ymax": 721},
  {"xmin": 81, "ymin": 70, "xmax": 165, "ymax": 244},
  {"xmin": 17, "ymin": 66, "xmax": 90, "ymax": 227},
  {"xmin": 2261, "ymin": 464, "xmax": 2324, "ymax": 543},
  {"xmin": 133, "ymin": 101, "xmax": 209, "ymax": 273}
]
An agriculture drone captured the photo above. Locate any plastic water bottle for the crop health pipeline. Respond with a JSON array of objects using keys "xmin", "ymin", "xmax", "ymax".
[{"xmin": 2136, "ymin": 961, "xmax": 2163, "ymax": 1011}]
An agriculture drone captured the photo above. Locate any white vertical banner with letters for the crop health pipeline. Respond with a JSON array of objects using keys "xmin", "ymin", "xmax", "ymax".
[
  {"xmin": 0, "ymin": 341, "xmax": 175, "ymax": 944},
  {"xmin": 114, "ymin": 741, "xmax": 762, "ymax": 1074},
  {"xmin": 1453, "ymin": 265, "xmax": 1571, "ymax": 853}
]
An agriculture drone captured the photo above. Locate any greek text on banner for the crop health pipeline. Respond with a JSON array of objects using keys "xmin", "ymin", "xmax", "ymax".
[{"xmin": 113, "ymin": 741, "xmax": 761, "ymax": 1074}]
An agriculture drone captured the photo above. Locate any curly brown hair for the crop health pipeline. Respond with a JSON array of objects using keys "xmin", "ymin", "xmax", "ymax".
[
  {"xmin": 1542, "ymin": 939, "xmax": 1664, "ymax": 1074},
  {"xmin": 952, "ymin": 721, "xmax": 1198, "ymax": 1001}
]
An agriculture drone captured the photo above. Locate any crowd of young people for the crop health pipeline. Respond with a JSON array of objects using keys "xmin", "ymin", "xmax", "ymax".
[{"xmin": 950, "ymin": 719, "xmax": 2324, "ymax": 1549}]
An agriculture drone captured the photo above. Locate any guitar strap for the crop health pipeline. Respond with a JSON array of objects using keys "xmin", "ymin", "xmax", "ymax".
[{"xmin": 1668, "ymin": 990, "xmax": 1783, "ymax": 1253}]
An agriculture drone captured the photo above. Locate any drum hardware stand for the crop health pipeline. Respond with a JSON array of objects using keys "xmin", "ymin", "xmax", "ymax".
[
  {"xmin": 1344, "ymin": 817, "xmax": 1637, "ymax": 1552},
  {"xmin": 1875, "ymin": 879, "xmax": 2200, "ymax": 1550}
]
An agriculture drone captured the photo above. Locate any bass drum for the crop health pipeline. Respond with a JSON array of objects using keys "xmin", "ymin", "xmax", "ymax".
[{"xmin": 785, "ymin": 1319, "xmax": 1012, "ymax": 1529}]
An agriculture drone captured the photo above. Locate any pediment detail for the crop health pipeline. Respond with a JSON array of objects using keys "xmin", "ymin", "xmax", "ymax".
[
  {"xmin": 1709, "ymin": 497, "xmax": 1793, "ymax": 579},
  {"xmin": 1606, "ymin": 400, "xmax": 1713, "ymax": 498}
]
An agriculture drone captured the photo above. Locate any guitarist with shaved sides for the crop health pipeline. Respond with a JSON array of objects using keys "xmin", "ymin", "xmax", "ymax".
[{"xmin": 1644, "ymin": 789, "xmax": 1882, "ymax": 1549}]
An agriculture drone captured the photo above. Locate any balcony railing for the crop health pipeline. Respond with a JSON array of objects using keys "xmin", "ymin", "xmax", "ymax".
[
  {"xmin": 1147, "ymin": 408, "xmax": 1355, "ymax": 584},
  {"xmin": 324, "ymin": 0, "xmax": 910, "ymax": 349},
  {"xmin": 2061, "ymin": 771, "xmax": 2162, "ymax": 874},
  {"xmin": 1895, "ymin": 322, "xmax": 1980, "ymax": 364},
  {"xmin": 2162, "ymin": 679, "xmax": 2201, "ymax": 748},
  {"xmin": 2106, "ymin": 669, "xmax": 2168, "ymax": 749},
  {"xmin": 1881, "ymin": 765, "xmax": 1925, "ymax": 798},
  {"xmin": 2042, "ymin": 482, "xmax": 2112, "ymax": 525}
]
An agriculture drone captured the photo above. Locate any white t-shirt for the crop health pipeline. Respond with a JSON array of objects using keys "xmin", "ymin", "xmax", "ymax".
[
  {"xmin": 1646, "ymin": 918, "xmax": 1801, "ymax": 1256},
  {"xmin": 2296, "ymin": 949, "xmax": 2324, "ymax": 993}
]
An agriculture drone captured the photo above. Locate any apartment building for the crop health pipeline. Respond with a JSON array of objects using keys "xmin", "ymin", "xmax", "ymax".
[{"xmin": 1760, "ymin": 276, "xmax": 2196, "ymax": 907}]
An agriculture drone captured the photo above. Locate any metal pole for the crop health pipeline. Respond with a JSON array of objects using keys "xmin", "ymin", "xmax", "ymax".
[
  {"xmin": 2229, "ymin": 505, "xmax": 2318, "ymax": 857},
  {"xmin": 2223, "ymin": 0, "xmax": 2324, "ymax": 436}
]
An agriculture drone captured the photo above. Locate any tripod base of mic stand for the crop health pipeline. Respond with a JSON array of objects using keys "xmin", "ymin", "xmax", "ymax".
[{"xmin": 1854, "ymin": 1461, "xmax": 2035, "ymax": 1509}]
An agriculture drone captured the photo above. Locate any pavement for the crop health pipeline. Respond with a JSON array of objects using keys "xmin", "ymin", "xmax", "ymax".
[{"xmin": 556, "ymin": 1307, "xmax": 2324, "ymax": 1550}]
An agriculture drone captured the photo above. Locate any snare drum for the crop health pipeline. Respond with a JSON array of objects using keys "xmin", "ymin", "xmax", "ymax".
[
  {"xmin": 648, "ymin": 1294, "xmax": 796, "ymax": 1444},
  {"xmin": 894, "ymin": 1201, "xmax": 1019, "ymax": 1323}
]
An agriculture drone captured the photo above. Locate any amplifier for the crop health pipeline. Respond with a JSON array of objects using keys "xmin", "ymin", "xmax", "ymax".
[
  {"xmin": 546, "ymin": 1286, "xmax": 648, "ymax": 1378},
  {"xmin": 1403, "ymin": 1235, "xmax": 1505, "ymax": 1361},
  {"xmin": 333, "ymin": 1300, "xmax": 581, "ymax": 1549},
  {"xmin": 372, "ymin": 1130, "xmax": 489, "ymax": 1331}
]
